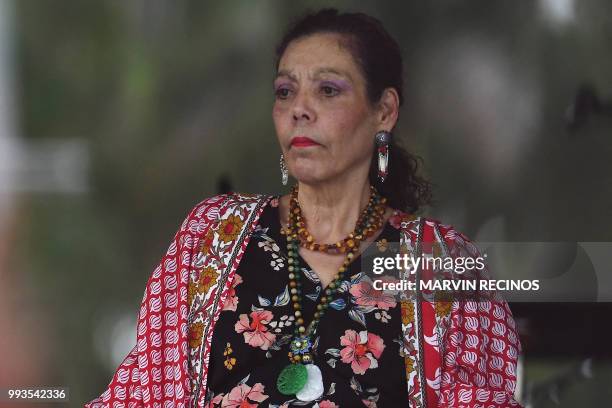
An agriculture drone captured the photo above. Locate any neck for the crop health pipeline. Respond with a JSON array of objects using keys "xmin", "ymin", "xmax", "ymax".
[{"xmin": 295, "ymin": 175, "xmax": 372, "ymax": 245}]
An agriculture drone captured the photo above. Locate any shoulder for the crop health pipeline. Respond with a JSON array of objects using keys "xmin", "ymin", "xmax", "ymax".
[
  {"xmin": 179, "ymin": 192, "xmax": 275, "ymax": 232},
  {"xmin": 428, "ymin": 219, "xmax": 482, "ymax": 258},
  {"xmin": 390, "ymin": 210, "xmax": 480, "ymax": 256}
]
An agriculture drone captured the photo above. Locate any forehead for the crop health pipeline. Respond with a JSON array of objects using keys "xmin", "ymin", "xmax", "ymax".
[{"xmin": 277, "ymin": 33, "xmax": 361, "ymax": 81}]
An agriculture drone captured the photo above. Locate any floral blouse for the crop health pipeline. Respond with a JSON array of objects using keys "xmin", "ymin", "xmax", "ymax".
[{"xmin": 203, "ymin": 197, "xmax": 409, "ymax": 408}]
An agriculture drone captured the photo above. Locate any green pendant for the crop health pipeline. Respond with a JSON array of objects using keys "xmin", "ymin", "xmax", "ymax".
[{"xmin": 276, "ymin": 363, "xmax": 308, "ymax": 395}]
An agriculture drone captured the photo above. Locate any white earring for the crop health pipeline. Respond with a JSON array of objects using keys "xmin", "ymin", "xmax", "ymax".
[
  {"xmin": 375, "ymin": 131, "xmax": 392, "ymax": 183},
  {"xmin": 280, "ymin": 154, "xmax": 289, "ymax": 185}
]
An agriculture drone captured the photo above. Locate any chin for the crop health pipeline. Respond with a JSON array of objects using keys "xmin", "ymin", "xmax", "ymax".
[
  {"xmin": 288, "ymin": 158, "xmax": 327, "ymax": 183},
  {"xmin": 290, "ymin": 166, "xmax": 330, "ymax": 185},
  {"xmin": 291, "ymin": 172, "xmax": 326, "ymax": 185}
]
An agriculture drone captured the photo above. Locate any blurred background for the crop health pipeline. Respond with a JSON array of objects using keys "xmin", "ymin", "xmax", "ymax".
[{"xmin": 1, "ymin": 0, "xmax": 611, "ymax": 407}]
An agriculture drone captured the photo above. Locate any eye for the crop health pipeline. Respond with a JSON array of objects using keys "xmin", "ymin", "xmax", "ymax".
[
  {"xmin": 275, "ymin": 87, "xmax": 292, "ymax": 99},
  {"xmin": 321, "ymin": 85, "xmax": 340, "ymax": 97}
]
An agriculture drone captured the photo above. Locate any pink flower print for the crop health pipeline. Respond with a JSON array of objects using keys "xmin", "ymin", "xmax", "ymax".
[
  {"xmin": 319, "ymin": 401, "xmax": 339, "ymax": 408},
  {"xmin": 349, "ymin": 279, "xmax": 397, "ymax": 310},
  {"xmin": 219, "ymin": 382, "xmax": 268, "ymax": 407},
  {"xmin": 388, "ymin": 211, "xmax": 416, "ymax": 230},
  {"xmin": 388, "ymin": 211, "xmax": 403, "ymax": 229},
  {"xmin": 234, "ymin": 310, "xmax": 276, "ymax": 350},
  {"xmin": 222, "ymin": 274, "xmax": 243, "ymax": 312},
  {"xmin": 340, "ymin": 329, "xmax": 385, "ymax": 375},
  {"xmin": 204, "ymin": 393, "xmax": 224, "ymax": 408},
  {"xmin": 361, "ymin": 399, "xmax": 377, "ymax": 408}
]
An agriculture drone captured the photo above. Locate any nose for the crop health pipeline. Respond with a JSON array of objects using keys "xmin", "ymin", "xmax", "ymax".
[{"xmin": 291, "ymin": 91, "xmax": 314, "ymax": 123}]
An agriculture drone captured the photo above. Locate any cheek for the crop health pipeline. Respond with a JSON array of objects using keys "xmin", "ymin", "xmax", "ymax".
[
  {"xmin": 272, "ymin": 105, "xmax": 282, "ymax": 124},
  {"xmin": 326, "ymin": 107, "xmax": 373, "ymax": 148},
  {"xmin": 272, "ymin": 102, "xmax": 284, "ymax": 117},
  {"xmin": 272, "ymin": 106, "xmax": 290, "ymax": 137},
  {"xmin": 326, "ymin": 113, "xmax": 375, "ymax": 167}
]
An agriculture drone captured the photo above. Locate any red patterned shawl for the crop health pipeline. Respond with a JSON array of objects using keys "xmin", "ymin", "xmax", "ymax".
[{"xmin": 85, "ymin": 193, "xmax": 522, "ymax": 408}]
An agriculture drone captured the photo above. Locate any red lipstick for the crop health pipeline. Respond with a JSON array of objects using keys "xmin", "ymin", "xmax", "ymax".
[{"xmin": 290, "ymin": 136, "xmax": 320, "ymax": 148}]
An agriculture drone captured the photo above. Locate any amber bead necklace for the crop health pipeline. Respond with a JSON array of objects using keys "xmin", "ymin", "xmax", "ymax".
[{"xmin": 275, "ymin": 184, "xmax": 387, "ymax": 401}]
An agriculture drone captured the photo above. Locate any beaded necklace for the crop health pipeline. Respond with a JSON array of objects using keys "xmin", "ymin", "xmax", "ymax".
[{"xmin": 275, "ymin": 185, "xmax": 387, "ymax": 401}]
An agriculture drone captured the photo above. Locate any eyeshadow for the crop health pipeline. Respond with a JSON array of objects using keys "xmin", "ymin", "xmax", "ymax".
[{"xmin": 321, "ymin": 79, "xmax": 351, "ymax": 91}]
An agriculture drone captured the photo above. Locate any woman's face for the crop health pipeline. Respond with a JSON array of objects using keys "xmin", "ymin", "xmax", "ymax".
[{"xmin": 273, "ymin": 33, "xmax": 382, "ymax": 186}]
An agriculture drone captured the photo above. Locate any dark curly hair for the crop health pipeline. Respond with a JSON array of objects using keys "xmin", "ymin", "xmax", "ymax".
[{"xmin": 274, "ymin": 8, "xmax": 433, "ymax": 214}]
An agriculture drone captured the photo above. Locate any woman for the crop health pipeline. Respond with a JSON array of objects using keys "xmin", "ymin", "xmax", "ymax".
[{"xmin": 86, "ymin": 9, "xmax": 522, "ymax": 408}]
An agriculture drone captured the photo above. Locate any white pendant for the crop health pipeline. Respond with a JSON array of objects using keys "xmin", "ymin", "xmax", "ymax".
[{"xmin": 296, "ymin": 364, "xmax": 324, "ymax": 402}]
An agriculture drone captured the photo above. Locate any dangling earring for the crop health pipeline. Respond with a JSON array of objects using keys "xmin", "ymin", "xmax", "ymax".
[
  {"xmin": 375, "ymin": 131, "xmax": 392, "ymax": 183},
  {"xmin": 279, "ymin": 154, "xmax": 289, "ymax": 186}
]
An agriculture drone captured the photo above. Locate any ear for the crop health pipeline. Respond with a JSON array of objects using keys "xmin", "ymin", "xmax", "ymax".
[{"xmin": 377, "ymin": 88, "xmax": 400, "ymax": 130}]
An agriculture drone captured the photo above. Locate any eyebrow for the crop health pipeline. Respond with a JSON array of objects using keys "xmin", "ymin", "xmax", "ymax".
[{"xmin": 275, "ymin": 67, "xmax": 353, "ymax": 83}]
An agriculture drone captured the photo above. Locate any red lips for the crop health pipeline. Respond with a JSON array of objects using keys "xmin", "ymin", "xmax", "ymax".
[{"xmin": 290, "ymin": 136, "xmax": 320, "ymax": 147}]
